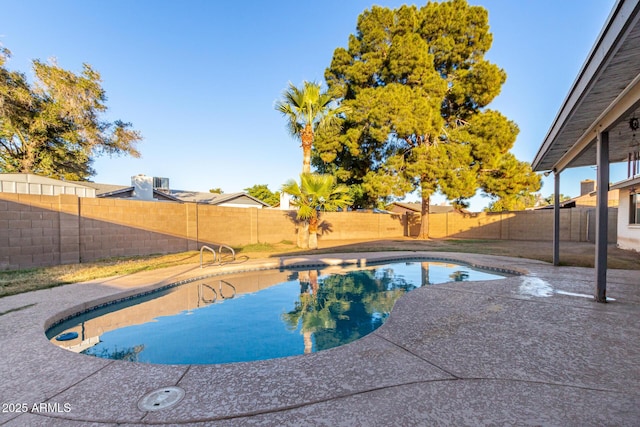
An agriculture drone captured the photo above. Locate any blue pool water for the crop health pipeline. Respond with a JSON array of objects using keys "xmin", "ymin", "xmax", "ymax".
[{"xmin": 47, "ymin": 260, "xmax": 508, "ymax": 364}]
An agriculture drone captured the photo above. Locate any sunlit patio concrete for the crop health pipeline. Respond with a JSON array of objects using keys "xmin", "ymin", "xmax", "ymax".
[{"xmin": 0, "ymin": 252, "xmax": 638, "ymax": 426}]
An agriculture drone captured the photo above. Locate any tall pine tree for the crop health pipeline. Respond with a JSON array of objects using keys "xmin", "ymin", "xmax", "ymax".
[{"xmin": 315, "ymin": 0, "xmax": 540, "ymax": 237}]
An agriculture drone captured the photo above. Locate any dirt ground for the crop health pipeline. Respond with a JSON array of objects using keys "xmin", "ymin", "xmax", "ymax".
[{"xmin": 280, "ymin": 238, "xmax": 640, "ymax": 270}]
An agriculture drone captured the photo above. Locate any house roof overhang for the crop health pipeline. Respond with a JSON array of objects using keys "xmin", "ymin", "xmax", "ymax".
[
  {"xmin": 532, "ymin": 0, "xmax": 640, "ymax": 173},
  {"xmin": 610, "ymin": 174, "xmax": 640, "ymax": 190}
]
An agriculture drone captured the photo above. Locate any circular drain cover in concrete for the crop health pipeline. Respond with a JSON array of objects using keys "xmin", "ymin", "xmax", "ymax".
[{"xmin": 138, "ymin": 386, "xmax": 185, "ymax": 411}]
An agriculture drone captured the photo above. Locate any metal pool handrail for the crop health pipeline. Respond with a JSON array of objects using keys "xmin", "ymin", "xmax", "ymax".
[
  {"xmin": 218, "ymin": 245, "xmax": 236, "ymax": 264},
  {"xmin": 200, "ymin": 245, "xmax": 217, "ymax": 268},
  {"xmin": 200, "ymin": 244, "xmax": 236, "ymax": 268}
]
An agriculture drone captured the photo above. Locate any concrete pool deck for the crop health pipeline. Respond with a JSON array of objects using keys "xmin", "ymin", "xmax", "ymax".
[{"xmin": 0, "ymin": 251, "xmax": 638, "ymax": 426}]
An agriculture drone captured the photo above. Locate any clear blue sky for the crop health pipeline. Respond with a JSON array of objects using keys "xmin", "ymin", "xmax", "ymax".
[{"xmin": 1, "ymin": 0, "xmax": 623, "ymax": 210}]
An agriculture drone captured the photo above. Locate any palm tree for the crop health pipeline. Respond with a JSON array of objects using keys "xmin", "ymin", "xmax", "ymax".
[
  {"xmin": 275, "ymin": 81, "xmax": 346, "ymax": 174},
  {"xmin": 282, "ymin": 173, "xmax": 352, "ymax": 249}
]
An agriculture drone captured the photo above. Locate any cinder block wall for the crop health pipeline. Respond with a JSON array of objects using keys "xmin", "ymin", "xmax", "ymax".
[
  {"xmin": 0, "ymin": 193, "xmax": 65, "ymax": 269},
  {"xmin": 318, "ymin": 212, "xmax": 406, "ymax": 240},
  {"xmin": 0, "ymin": 193, "xmax": 619, "ymax": 270},
  {"xmin": 195, "ymin": 204, "xmax": 253, "ymax": 247},
  {"xmin": 426, "ymin": 209, "xmax": 617, "ymax": 242},
  {"xmin": 79, "ymin": 197, "xmax": 196, "ymax": 262},
  {"xmin": 255, "ymin": 209, "xmax": 299, "ymax": 243}
]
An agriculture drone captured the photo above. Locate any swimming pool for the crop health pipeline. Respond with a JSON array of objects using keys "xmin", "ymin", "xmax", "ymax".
[{"xmin": 47, "ymin": 259, "xmax": 509, "ymax": 364}]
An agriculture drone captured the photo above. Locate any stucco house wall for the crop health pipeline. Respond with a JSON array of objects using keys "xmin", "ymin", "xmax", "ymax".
[{"xmin": 615, "ymin": 186, "xmax": 640, "ymax": 251}]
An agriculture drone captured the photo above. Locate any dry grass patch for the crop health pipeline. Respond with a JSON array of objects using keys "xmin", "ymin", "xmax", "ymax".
[
  {"xmin": 0, "ymin": 252, "xmax": 201, "ymax": 298},
  {"xmin": 0, "ymin": 241, "xmax": 300, "ymax": 298},
  {"xmin": 235, "ymin": 241, "xmax": 298, "ymax": 257},
  {"xmin": 1, "ymin": 238, "xmax": 638, "ymax": 298}
]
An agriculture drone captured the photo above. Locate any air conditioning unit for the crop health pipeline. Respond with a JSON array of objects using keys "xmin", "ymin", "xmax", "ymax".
[{"xmin": 153, "ymin": 177, "xmax": 170, "ymax": 193}]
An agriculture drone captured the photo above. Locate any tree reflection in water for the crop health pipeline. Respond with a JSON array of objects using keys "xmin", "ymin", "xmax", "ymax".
[
  {"xmin": 449, "ymin": 270, "xmax": 470, "ymax": 282},
  {"xmin": 85, "ymin": 344, "xmax": 145, "ymax": 362},
  {"xmin": 282, "ymin": 267, "xmax": 417, "ymax": 353}
]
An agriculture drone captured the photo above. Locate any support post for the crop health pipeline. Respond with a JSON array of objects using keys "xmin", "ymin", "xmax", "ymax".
[
  {"xmin": 595, "ymin": 131, "xmax": 609, "ymax": 303},
  {"xmin": 553, "ymin": 171, "xmax": 560, "ymax": 266}
]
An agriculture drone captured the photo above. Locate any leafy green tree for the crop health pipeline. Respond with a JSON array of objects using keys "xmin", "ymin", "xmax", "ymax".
[
  {"xmin": 282, "ymin": 173, "xmax": 352, "ymax": 249},
  {"xmin": 316, "ymin": 0, "xmax": 540, "ymax": 237},
  {"xmin": 275, "ymin": 81, "xmax": 347, "ymax": 174},
  {"xmin": 209, "ymin": 187, "xmax": 224, "ymax": 194},
  {"xmin": 487, "ymin": 189, "xmax": 571, "ymax": 212},
  {"xmin": 481, "ymin": 152, "xmax": 541, "ymax": 210},
  {"xmin": 244, "ymin": 184, "xmax": 279, "ymax": 206},
  {"xmin": 0, "ymin": 48, "xmax": 141, "ymax": 180},
  {"xmin": 544, "ymin": 193, "xmax": 571, "ymax": 205},
  {"xmin": 486, "ymin": 192, "xmax": 539, "ymax": 212}
]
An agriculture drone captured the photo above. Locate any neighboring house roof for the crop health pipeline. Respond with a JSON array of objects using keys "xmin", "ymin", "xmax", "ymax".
[
  {"xmin": 388, "ymin": 202, "xmax": 420, "ymax": 212},
  {"xmin": 76, "ymin": 182, "xmax": 182, "ymax": 202},
  {"xmin": 533, "ymin": 199, "xmax": 577, "ymax": 209},
  {"xmin": 78, "ymin": 182, "xmax": 130, "ymax": 195},
  {"xmin": 0, "ymin": 173, "xmax": 96, "ymax": 197},
  {"xmin": 169, "ymin": 190, "xmax": 270, "ymax": 207},
  {"xmin": 387, "ymin": 202, "xmax": 456, "ymax": 214},
  {"xmin": 101, "ymin": 187, "xmax": 181, "ymax": 202},
  {"xmin": 611, "ymin": 175, "xmax": 640, "ymax": 190},
  {"xmin": 0, "ymin": 173, "xmax": 271, "ymax": 207},
  {"xmin": 76, "ymin": 181, "xmax": 269, "ymax": 206},
  {"xmin": 533, "ymin": 189, "xmax": 620, "ymax": 209},
  {"xmin": 97, "ymin": 187, "xmax": 135, "ymax": 198}
]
